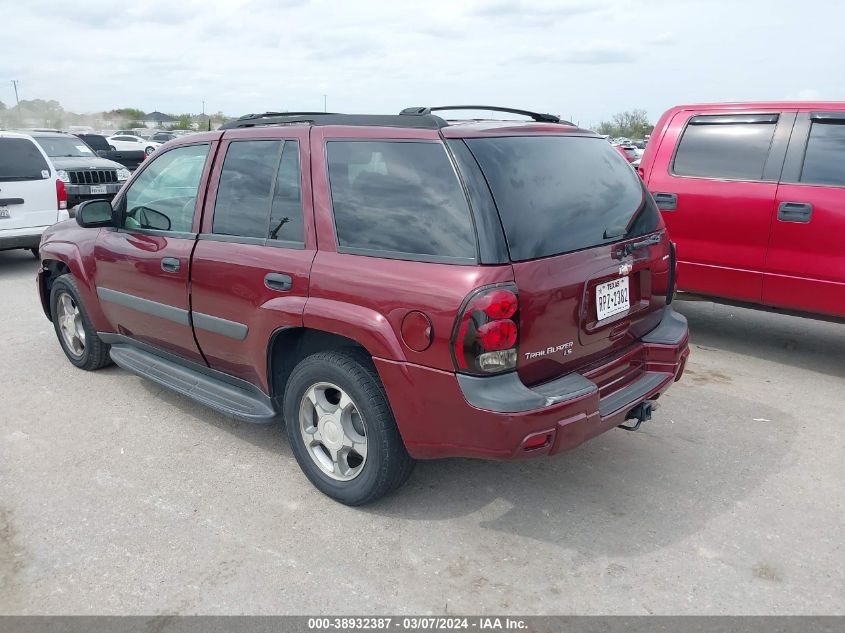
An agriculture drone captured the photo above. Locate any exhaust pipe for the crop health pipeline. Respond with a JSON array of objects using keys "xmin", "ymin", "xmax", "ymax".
[{"xmin": 618, "ymin": 400, "xmax": 654, "ymax": 432}]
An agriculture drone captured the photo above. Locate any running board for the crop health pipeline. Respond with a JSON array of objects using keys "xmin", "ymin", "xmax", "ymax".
[{"xmin": 108, "ymin": 343, "xmax": 279, "ymax": 424}]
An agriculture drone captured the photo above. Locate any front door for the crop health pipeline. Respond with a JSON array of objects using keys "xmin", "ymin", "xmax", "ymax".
[
  {"xmin": 93, "ymin": 141, "xmax": 216, "ymax": 363},
  {"xmin": 764, "ymin": 111, "xmax": 845, "ymax": 317},
  {"xmin": 647, "ymin": 111, "xmax": 794, "ymax": 303},
  {"xmin": 189, "ymin": 128, "xmax": 316, "ymax": 392}
]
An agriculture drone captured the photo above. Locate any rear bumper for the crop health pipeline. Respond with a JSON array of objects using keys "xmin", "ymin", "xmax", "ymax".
[
  {"xmin": 377, "ymin": 306, "xmax": 689, "ymax": 460},
  {"xmin": 0, "ymin": 225, "xmax": 50, "ymax": 250}
]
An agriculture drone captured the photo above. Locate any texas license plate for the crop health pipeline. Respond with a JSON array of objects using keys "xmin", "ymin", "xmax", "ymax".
[
  {"xmin": 90, "ymin": 185, "xmax": 108, "ymax": 195},
  {"xmin": 596, "ymin": 276, "xmax": 630, "ymax": 321},
  {"xmin": 0, "ymin": 206, "xmax": 9, "ymax": 219}
]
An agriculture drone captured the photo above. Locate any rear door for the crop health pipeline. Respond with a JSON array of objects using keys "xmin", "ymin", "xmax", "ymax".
[
  {"xmin": 189, "ymin": 127, "xmax": 316, "ymax": 392},
  {"xmin": 0, "ymin": 136, "xmax": 58, "ymax": 229},
  {"xmin": 764, "ymin": 111, "xmax": 845, "ymax": 317},
  {"xmin": 462, "ymin": 134, "xmax": 670, "ymax": 387},
  {"xmin": 645, "ymin": 110, "xmax": 794, "ymax": 302}
]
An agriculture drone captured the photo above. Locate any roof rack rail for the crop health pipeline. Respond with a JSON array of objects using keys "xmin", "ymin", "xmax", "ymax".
[
  {"xmin": 400, "ymin": 105, "xmax": 567, "ymax": 124},
  {"xmin": 220, "ymin": 112, "xmax": 448, "ymax": 130},
  {"xmin": 235, "ymin": 111, "xmax": 342, "ymax": 121}
]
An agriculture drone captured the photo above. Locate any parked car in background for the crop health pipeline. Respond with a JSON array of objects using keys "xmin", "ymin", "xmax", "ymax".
[
  {"xmin": 640, "ymin": 101, "xmax": 845, "ymax": 319},
  {"xmin": 0, "ymin": 131, "xmax": 69, "ymax": 256},
  {"xmin": 614, "ymin": 143, "xmax": 638, "ymax": 163},
  {"xmin": 151, "ymin": 131, "xmax": 178, "ymax": 143},
  {"xmin": 106, "ymin": 134, "xmax": 160, "ymax": 155},
  {"xmin": 27, "ymin": 131, "xmax": 130, "ymax": 208},
  {"xmin": 76, "ymin": 134, "xmax": 146, "ymax": 172},
  {"xmin": 36, "ymin": 106, "xmax": 688, "ymax": 505}
]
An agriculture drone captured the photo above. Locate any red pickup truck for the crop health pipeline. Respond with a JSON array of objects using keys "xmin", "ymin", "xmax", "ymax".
[{"xmin": 639, "ymin": 102, "xmax": 845, "ymax": 319}]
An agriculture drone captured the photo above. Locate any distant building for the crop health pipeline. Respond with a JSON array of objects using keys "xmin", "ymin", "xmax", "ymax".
[{"xmin": 141, "ymin": 111, "xmax": 176, "ymax": 128}]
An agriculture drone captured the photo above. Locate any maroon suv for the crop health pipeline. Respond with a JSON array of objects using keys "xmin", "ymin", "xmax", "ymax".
[{"xmin": 37, "ymin": 106, "xmax": 689, "ymax": 505}]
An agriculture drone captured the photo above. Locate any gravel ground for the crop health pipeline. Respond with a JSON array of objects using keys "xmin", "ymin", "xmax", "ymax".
[{"xmin": 1, "ymin": 248, "xmax": 843, "ymax": 615}]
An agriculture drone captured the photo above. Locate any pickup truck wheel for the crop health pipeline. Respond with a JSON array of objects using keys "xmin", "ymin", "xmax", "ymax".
[
  {"xmin": 50, "ymin": 275, "xmax": 112, "ymax": 371},
  {"xmin": 284, "ymin": 349, "xmax": 415, "ymax": 505}
]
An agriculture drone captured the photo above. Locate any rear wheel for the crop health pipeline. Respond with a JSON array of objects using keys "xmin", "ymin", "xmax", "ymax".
[
  {"xmin": 145, "ymin": 146, "xmax": 155, "ymax": 156},
  {"xmin": 50, "ymin": 275, "xmax": 112, "ymax": 370},
  {"xmin": 283, "ymin": 349, "xmax": 414, "ymax": 505}
]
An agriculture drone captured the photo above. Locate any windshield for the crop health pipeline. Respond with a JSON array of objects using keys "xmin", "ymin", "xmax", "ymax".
[
  {"xmin": 34, "ymin": 136, "xmax": 95, "ymax": 158},
  {"xmin": 464, "ymin": 135, "xmax": 659, "ymax": 261}
]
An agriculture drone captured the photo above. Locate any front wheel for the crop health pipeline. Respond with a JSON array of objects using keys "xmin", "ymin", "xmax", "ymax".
[
  {"xmin": 284, "ymin": 349, "xmax": 414, "ymax": 505},
  {"xmin": 145, "ymin": 146, "xmax": 155, "ymax": 156},
  {"xmin": 50, "ymin": 275, "xmax": 112, "ymax": 370}
]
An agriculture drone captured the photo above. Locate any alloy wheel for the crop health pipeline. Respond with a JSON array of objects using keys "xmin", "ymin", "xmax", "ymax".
[{"xmin": 299, "ymin": 382, "xmax": 367, "ymax": 481}]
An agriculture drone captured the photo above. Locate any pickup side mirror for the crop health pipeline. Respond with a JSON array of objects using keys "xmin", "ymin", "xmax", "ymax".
[{"xmin": 75, "ymin": 200, "xmax": 115, "ymax": 228}]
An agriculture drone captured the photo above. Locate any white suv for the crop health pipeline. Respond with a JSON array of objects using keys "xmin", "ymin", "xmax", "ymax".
[{"xmin": 0, "ymin": 131, "xmax": 70, "ymax": 256}]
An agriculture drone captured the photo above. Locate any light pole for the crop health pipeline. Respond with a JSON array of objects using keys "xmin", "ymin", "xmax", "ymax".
[
  {"xmin": 11, "ymin": 79, "xmax": 21, "ymax": 125},
  {"xmin": 323, "ymin": 94, "xmax": 327, "ymax": 113}
]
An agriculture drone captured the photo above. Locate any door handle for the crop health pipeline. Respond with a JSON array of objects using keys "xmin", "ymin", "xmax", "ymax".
[
  {"xmin": 265, "ymin": 272, "xmax": 293, "ymax": 292},
  {"xmin": 161, "ymin": 257, "xmax": 181, "ymax": 273},
  {"xmin": 652, "ymin": 192, "xmax": 678, "ymax": 211},
  {"xmin": 778, "ymin": 202, "xmax": 813, "ymax": 223}
]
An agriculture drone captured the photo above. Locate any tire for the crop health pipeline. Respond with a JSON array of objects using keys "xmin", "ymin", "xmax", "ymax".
[
  {"xmin": 283, "ymin": 349, "xmax": 415, "ymax": 505},
  {"xmin": 30, "ymin": 247, "xmax": 39, "ymax": 259},
  {"xmin": 50, "ymin": 274, "xmax": 112, "ymax": 371},
  {"xmin": 145, "ymin": 146, "xmax": 155, "ymax": 156}
]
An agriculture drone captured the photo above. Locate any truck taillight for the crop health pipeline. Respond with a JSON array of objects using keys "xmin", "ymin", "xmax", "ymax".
[
  {"xmin": 56, "ymin": 179, "xmax": 67, "ymax": 210},
  {"xmin": 451, "ymin": 285, "xmax": 519, "ymax": 375}
]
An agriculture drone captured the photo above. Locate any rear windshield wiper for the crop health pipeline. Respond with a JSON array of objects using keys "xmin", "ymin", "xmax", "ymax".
[{"xmin": 614, "ymin": 233, "xmax": 662, "ymax": 259}]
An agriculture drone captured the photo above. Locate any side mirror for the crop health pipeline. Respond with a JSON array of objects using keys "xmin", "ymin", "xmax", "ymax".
[{"xmin": 75, "ymin": 200, "xmax": 114, "ymax": 228}]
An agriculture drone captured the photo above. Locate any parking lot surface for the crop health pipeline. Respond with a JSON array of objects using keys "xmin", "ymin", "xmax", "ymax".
[{"xmin": 1, "ymin": 248, "xmax": 843, "ymax": 615}]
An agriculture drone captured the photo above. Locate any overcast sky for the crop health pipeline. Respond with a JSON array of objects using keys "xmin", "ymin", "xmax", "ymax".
[{"xmin": 1, "ymin": 0, "xmax": 843, "ymax": 126}]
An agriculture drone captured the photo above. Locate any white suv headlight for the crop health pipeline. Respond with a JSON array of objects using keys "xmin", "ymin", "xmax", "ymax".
[
  {"xmin": 116, "ymin": 168, "xmax": 131, "ymax": 181},
  {"xmin": 56, "ymin": 169, "xmax": 70, "ymax": 184}
]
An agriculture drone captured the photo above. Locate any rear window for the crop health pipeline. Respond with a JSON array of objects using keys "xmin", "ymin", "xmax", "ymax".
[
  {"xmin": 77, "ymin": 134, "xmax": 109, "ymax": 151},
  {"xmin": 0, "ymin": 137, "xmax": 50, "ymax": 181},
  {"xmin": 326, "ymin": 140, "xmax": 476, "ymax": 262},
  {"xmin": 672, "ymin": 118, "xmax": 777, "ymax": 180},
  {"xmin": 465, "ymin": 136, "xmax": 657, "ymax": 261}
]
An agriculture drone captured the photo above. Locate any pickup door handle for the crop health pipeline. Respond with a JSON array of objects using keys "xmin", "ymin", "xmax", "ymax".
[
  {"xmin": 653, "ymin": 192, "xmax": 678, "ymax": 211},
  {"xmin": 265, "ymin": 273, "xmax": 293, "ymax": 292},
  {"xmin": 160, "ymin": 257, "xmax": 181, "ymax": 273},
  {"xmin": 778, "ymin": 202, "xmax": 813, "ymax": 223}
]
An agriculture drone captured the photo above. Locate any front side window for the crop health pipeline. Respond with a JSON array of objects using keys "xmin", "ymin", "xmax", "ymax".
[
  {"xmin": 801, "ymin": 121, "xmax": 845, "ymax": 186},
  {"xmin": 326, "ymin": 140, "xmax": 476, "ymax": 261},
  {"xmin": 122, "ymin": 143, "xmax": 209, "ymax": 233},
  {"xmin": 672, "ymin": 117, "xmax": 777, "ymax": 180}
]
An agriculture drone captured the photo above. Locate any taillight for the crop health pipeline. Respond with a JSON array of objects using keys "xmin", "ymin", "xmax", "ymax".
[
  {"xmin": 56, "ymin": 179, "xmax": 67, "ymax": 210},
  {"xmin": 452, "ymin": 284, "xmax": 519, "ymax": 375}
]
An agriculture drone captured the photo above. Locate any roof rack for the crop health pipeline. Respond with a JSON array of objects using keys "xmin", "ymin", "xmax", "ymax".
[
  {"xmin": 220, "ymin": 111, "xmax": 448, "ymax": 130},
  {"xmin": 400, "ymin": 105, "xmax": 567, "ymax": 124}
]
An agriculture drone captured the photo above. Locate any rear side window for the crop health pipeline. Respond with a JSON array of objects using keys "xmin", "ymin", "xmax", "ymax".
[
  {"xmin": 0, "ymin": 138, "xmax": 49, "ymax": 181},
  {"xmin": 212, "ymin": 140, "xmax": 305, "ymax": 243},
  {"xmin": 801, "ymin": 121, "xmax": 845, "ymax": 186},
  {"xmin": 326, "ymin": 141, "xmax": 476, "ymax": 262},
  {"xmin": 465, "ymin": 136, "xmax": 658, "ymax": 261},
  {"xmin": 672, "ymin": 116, "xmax": 777, "ymax": 180}
]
